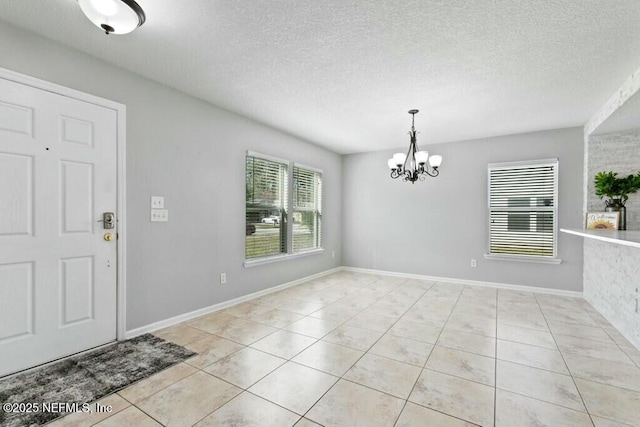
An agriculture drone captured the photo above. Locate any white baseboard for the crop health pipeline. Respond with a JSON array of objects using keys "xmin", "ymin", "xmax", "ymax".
[
  {"xmin": 125, "ymin": 267, "xmax": 342, "ymax": 339},
  {"xmin": 341, "ymin": 266, "xmax": 583, "ymax": 298}
]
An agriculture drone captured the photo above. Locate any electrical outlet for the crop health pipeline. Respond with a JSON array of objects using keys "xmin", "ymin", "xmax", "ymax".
[
  {"xmin": 151, "ymin": 196, "xmax": 164, "ymax": 209},
  {"xmin": 150, "ymin": 209, "xmax": 169, "ymax": 222},
  {"xmin": 470, "ymin": 259, "xmax": 478, "ymax": 268},
  {"xmin": 220, "ymin": 273, "xmax": 227, "ymax": 284}
]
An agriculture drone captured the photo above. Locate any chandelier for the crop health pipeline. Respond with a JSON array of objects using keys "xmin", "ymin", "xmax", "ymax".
[{"xmin": 387, "ymin": 109, "xmax": 442, "ymax": 183}]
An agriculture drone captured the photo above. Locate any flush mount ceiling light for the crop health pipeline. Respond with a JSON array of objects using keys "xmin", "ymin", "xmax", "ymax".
[
  {"xmin": 388, "ymin": 109, "xmax": 443, "ymax": 184},
  {"xmin": 78, "ymin": 0, "xmax": 146, "ymax": 35}
]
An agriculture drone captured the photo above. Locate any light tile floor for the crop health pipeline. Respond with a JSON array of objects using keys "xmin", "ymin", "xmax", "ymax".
[{"xmin": 49, "ymin": 272, "xmax": 640, "ymax": 426}]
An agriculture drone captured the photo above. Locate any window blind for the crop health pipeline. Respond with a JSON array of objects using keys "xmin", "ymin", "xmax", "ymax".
[
  {"xmin": 488, "ymin": 161, "xmax": 557, "ymax": 257},
  {"xmin": 293, "ymin": 166, "xmax": 322, "ymax": 252},
  {"xmin": 245, "ymin": 155, "xmax": 288, "ymax": 259}
]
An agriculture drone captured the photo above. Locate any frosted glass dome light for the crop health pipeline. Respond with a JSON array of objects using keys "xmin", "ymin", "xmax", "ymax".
[{"xmin": 78, "ymin": 0, "xmax": 146, "ymax": 35}]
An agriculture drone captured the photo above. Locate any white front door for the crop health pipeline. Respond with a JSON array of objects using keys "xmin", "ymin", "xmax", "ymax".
[{"xmin": 0, "ymin": 77, "xmax": 118, "ymax": 377}]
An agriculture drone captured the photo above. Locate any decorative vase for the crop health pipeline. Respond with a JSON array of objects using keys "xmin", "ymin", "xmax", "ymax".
[{"xmin": 605, "ymin": 199, "xmax": 627, "ymax": 230}]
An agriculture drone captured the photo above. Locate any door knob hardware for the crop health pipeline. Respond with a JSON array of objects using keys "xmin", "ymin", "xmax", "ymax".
[
  {"xmin": 104, "ymin": 233, "xmax": 114, "ymax": 241},
  {"xmin": 98, "ymin": 212, "xmax": 115, "ymax": 229}
]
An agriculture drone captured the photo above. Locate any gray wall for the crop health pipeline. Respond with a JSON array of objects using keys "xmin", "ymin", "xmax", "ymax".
[
  {"xmin": 587, "ymin": 130, "xmax": 640, "ymax": 230},
  {"xmin": 342, "ymin": 127, "xmax": 584, "ymax": 292},
  {"xmin": 0, "ymin": 22, "xmax": 342, "ymax": 330}
]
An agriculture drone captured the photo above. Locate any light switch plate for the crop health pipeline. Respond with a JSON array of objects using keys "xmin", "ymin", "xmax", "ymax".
[
  {"xmin": 151, "ymin": 209, "xmax": 168, "ymax": 222},
  {"xmin": 151, "ymin": 196, "xmax": 164, "ymax": 209}
]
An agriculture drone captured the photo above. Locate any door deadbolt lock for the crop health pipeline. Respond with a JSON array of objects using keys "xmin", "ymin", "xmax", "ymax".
[
  {"xmin": 104, "ymin": 233, "xmax": 114, "ymax": 241},
  {"xmin": 99, "ymin": 212, "xmax": 115, "ymax": 229}
]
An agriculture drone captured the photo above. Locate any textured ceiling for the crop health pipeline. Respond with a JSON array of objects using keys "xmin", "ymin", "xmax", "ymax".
[{"xmin": 1, "ymin": 0, "xmax": 640, "ymax": 154}]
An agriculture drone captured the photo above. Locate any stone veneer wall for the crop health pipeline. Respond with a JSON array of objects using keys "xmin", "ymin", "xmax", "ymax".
[
  {"xmin": 584, "ymin": 67, "xmax": 640, "ymax": 137},
  {"xmin": 582, "ymin": 66, "xmax": 640, "ymax": 352},
  {"xmin": 587, "ymin": 130, "xmax": 640, "ymax": 230},
  {"xmin": 583, "ymin": 238, "xmax": 640, "ymax": 349}
]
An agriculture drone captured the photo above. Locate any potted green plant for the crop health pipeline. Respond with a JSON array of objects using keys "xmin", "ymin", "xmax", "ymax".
[{"xmin": 594, "ymin": 171, "xmax": 640, "ymax": 230}]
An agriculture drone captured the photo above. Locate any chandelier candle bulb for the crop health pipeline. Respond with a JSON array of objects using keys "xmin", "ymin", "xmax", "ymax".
[
  {"xmin": 388, "ymin": 110, "xmax": 443, "ymax": 183},
  {"xmin": 393, "ymin": 153, "xmax": 406, "ymax": 167},
  {"xmin": 415, "ymin": 151, "xmax": 429, "ymax": 165},
  {"xmin": 429, "ymin": 155, "xmax": 443, "ymax": 168}
]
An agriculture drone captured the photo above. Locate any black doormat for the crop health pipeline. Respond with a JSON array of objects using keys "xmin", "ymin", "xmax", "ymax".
[{"xmin": 0, "ymin": 333, "xmax": 196, "ymax": 427}]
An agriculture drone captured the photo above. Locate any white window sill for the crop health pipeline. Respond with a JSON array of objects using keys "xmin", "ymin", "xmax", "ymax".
[
  {"xmin": 244, "ymin": 248, "xmax": 325, "ymax": 268},
  {"xmin": 483, "ymin": 253, "xmax": 563, "ymax": 265}
]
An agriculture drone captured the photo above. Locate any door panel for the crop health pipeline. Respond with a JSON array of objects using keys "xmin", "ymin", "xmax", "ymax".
[
  {"xmin": 60, "ymin": 161, "xmax": 94, "ymax": 234},
  {"xmin": 0, "ymin": 77, "xmax": 117, "ymax": 377},
  {"xmin": 0, "ymin": 262, "xmax": 34, "ymax": 342},
  {"xmin": 0, "ymin": 153, "xmax": 33, "ymax": 236},
  {"xmin": 60, "ymin": 256, "xmax": 94, "ymax": 326},
  {"xmin": 0, "ymin": 101, "xmax": 33, "ymax": 136},
  {"xmin": 60, "ymin": 115, "xmax": 94, "ymax": 147}
]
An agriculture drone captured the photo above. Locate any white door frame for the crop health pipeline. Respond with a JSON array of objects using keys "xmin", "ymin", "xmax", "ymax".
[{"xmin": 0, "ymin": 66, "xmax": 127, "ymax": 341}]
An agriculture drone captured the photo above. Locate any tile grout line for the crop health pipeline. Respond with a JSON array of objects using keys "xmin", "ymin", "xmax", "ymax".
[
  {"xmin": 298, "ymin": 276, "xmax": 427, "ymax": 425},
  {"xmin": 532, "ymin": 293, "xmax": 596, "ymax": 427},
  {"xmin": 182, "ymin": 274, "xmax": 402, "ymax": 424},
  {"xmin": 283, "ymin": 277, "xmax": 406, "ymax": 424},
  {"xmin": 492, "ymin": 339, "xmax": 640, "ymax": 393},
  {"xmin": 487, "ymin": 386, "xmax": 600, "ymax": 416},
  {"xmin": 206, "ymin": 274, "xmax": 405, "ymax": 424},
  {"xmin": 396, "ymin": 282, "xmax": 469, "ymax": 426},
  {"xmin": 492, "ymin": 356, "xmax": 573, "ymax": 377},
  {"xmin": 130, "ymin": 401, "xmax": 173, "ymax": 427},
  {"xmin": 389, "ymin": 280, "xmax": 440, "ymax": 427},
  {"xmin": 289, "ymin": 276, "xmax": 449, "ymax": 425},
  {"xmin": 596, "ymin": 312, "xmax": 638, "ymax": 366},
  {"xmin": 188, "ymin": 330, "xmax": 334, "ymax": 425},
  {"xmin": 126, "ymin": 369, "xmax": 203, "ymax": 427}
]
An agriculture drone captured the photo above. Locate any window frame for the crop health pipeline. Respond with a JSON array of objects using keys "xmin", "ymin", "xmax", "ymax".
[
  {"xmin": 244, "ymin": 151, "xmax": 324, "ymax": 267},
  {"xmin": 484, "ymin": 158, "xmax": 562, "ymax": 265}
]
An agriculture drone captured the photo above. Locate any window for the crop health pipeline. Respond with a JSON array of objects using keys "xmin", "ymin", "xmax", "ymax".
[
  {"xmin": 487, "ymin": 159, "xmax": 559, "ymax": 262},
  {"xmin": 245, "ymin": 152, "xmax": 323, "ymax": 264},
  {"xmin": 245, "ymin": 154, "xmax": 288, "ymax": 259},
  {"xmin": 293, "ymin": 165, "xmax": 322, "ymax": 252}
]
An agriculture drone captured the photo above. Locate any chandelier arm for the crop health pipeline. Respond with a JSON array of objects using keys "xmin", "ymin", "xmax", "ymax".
[
  {"xmin": 402, "ymin": 134, "xmax": 413, "ymax": 172},
  {"xmin": 423, "ymin": 168, "xmax": 440, "ymax": 177}
]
